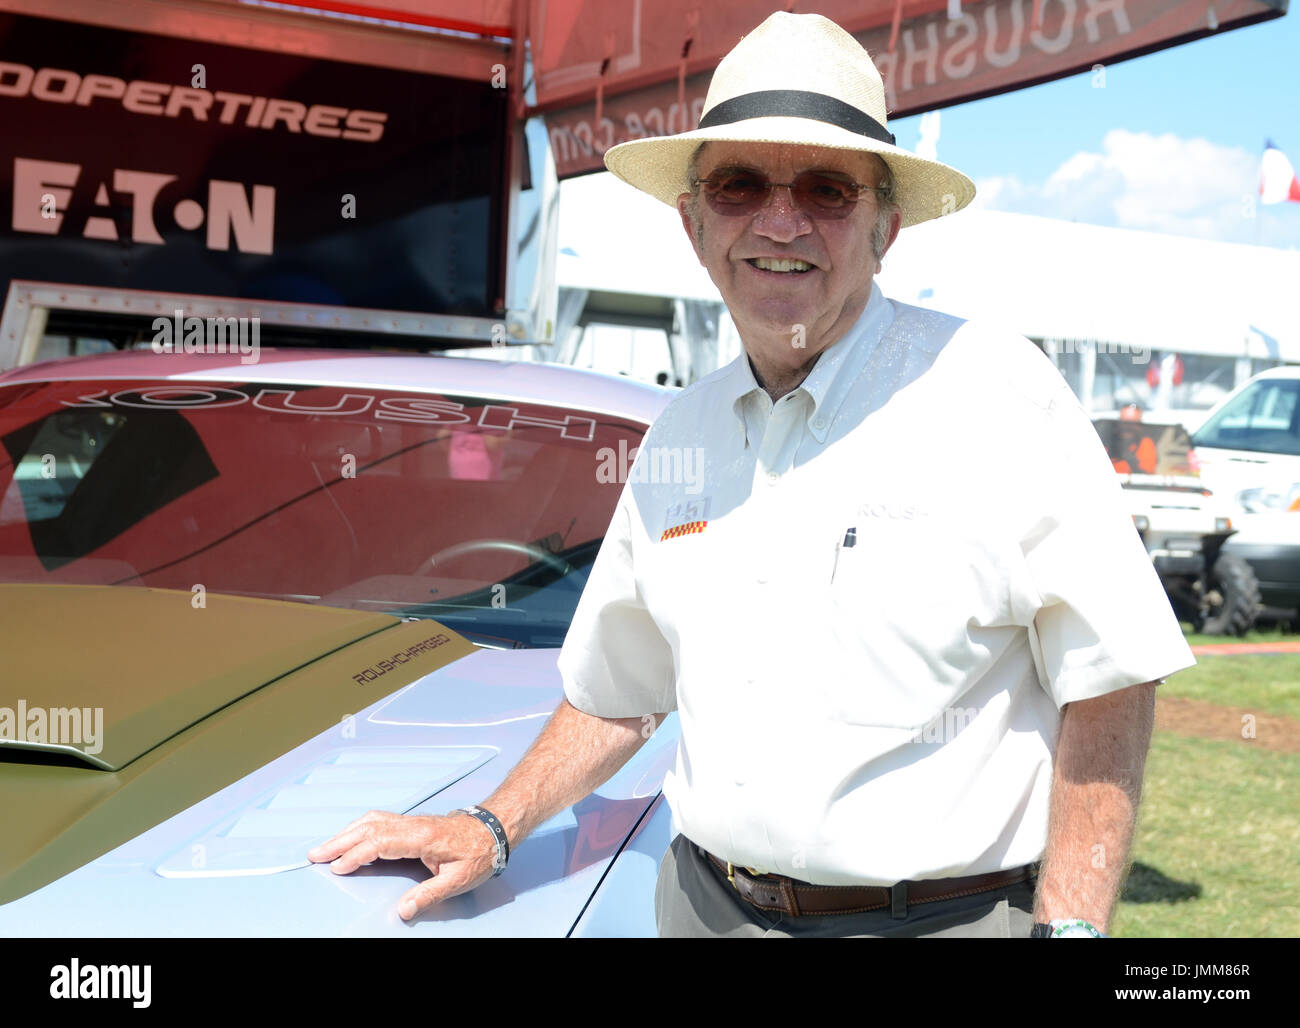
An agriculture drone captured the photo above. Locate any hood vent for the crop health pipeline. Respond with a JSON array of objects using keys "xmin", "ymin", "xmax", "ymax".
[{"xmin": 155, "ymin": 745, "xmax": 495, "ymax": 878}]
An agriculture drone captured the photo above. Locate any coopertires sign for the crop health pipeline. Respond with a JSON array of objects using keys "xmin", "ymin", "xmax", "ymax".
[{"xmin": 0, "ymin": 12, "xmax": 507, "ymax": 317}]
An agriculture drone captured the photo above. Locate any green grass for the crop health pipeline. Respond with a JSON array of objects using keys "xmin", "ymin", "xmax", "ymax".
[
  {"xmin": 1180, "ymin": 624, "xmax": 1295, "ymax": 648},
  {"xmin": 1104, "ymin": 624, "xmax": 1300, "ymax": 936},
  {"xmin": 1169, "ymin": 625, "xmax": 1300, "ymax": 720},
  {"xmin": 1112, "ymin": 733, "xmax": 1300, "ymax": 937}
]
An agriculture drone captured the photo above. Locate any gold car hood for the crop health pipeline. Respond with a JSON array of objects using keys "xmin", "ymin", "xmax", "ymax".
[
  {"xmin": 0, "ymin": 584, "xmax": 402, "ymax": 769},
  {"xmin": 0, "ymin": 584, "xmax": 477, "ymax": 904}
]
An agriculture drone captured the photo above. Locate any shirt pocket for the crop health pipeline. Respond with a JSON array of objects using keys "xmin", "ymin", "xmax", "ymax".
[
  {"xmin": 821, "ymin": 516, "xmax": 1017, "ymax": 729},
  {"xmin": 638, "ymin": 516, "xmax": 730, "ymax": 636}
]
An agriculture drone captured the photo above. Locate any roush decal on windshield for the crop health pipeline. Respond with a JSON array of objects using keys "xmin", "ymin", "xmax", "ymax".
[{"xmin": 57, "ymin": 388, "xmax": 598, "ymax": 440}]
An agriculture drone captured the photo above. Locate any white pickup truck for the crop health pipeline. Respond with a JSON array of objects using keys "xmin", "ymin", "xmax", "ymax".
[
  {"xmin": 1093, "ymin": 415, "xmax": 1260, "ymax": 636},
  {"xmin": 1190, "ymin": 367, "xmax": 1300, "ymax": 628}
]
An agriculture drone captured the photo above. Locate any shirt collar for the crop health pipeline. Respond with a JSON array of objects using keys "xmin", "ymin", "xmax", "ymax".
[
  {"xmin": 725, "ymin": 348, "xmax": 765, "ymax": 443},
  {"xmin": 725, "ymin": 280, "xmax": 894, "ymax": 445}
]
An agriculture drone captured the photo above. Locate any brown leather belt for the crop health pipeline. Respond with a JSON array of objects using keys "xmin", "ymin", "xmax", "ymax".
[{"xmin": 702, "ymin": 847, "xmax": 1038, "ymax": 918}]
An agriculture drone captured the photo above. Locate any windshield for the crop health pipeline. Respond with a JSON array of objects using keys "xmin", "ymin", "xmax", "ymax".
[
  {"xmin": 0, "ymin": 379, "xmax": 645, "ymax": 648},
  {"xmin": 1091, "ymin": 419, "xmax": 1201, "ymax": 488},
  {"xmin": 1193, "ymin": 378, "xmax": 1300, "ymax": 457}
]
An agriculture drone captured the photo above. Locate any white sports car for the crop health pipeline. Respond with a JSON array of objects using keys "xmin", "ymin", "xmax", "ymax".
[{"xmin": 0, "ymin": 348, "xmax": 680, "ymax": 936}]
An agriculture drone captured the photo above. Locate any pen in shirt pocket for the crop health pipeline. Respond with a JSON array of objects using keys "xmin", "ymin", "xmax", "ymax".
[{"xmin": 831, "ymin": 525, "xmax": 857, "ymax": 580}]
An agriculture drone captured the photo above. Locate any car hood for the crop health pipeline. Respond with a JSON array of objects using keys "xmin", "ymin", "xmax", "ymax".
[
  {"xmin": 0, "ymin": 583, "xmax": 412, "ymax": 770},
  {"xmin": 0, "ymin": 583, "xmax": 478, "ymax": 905},
  {"xmin": 0, "ymin": 585, "xmax": 679, "ymax": 935},
  {"xmin": 1195, "ymin": 446, "xmax": 1300, "ymax": 509}
]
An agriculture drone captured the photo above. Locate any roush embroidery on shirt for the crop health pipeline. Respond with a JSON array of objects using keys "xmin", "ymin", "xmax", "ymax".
[{"xmin": 858, "ymin": 501, "xmax": 928, "ymax": 519}]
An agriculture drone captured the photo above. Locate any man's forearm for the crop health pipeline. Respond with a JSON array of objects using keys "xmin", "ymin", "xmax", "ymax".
[
  {"xmin": 1034, "ymin": 681, "xmax": 1157, "ymax": 933},
  {"xmin": 479, "ymin": 698, "xmax": 666, "ymax": 851}
]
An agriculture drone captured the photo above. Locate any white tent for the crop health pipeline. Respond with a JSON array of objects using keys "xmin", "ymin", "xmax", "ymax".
[
  {"xmin": 877, "ymin": 208, "xmax": 1300, "ymax": 363},
  {"xmin": 552, "ymin": 172, "xmax": 736, "ymax": 385},
  {"xmin": 552, "ymin": 172, "xmax": 1300, "ymax": 402},
  {"xmin": 556, "ymin": 171, "xmax": 720, "ymax": 303}
]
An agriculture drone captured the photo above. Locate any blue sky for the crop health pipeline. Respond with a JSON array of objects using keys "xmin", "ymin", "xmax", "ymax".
[{"xmin": 888, "ymin": 7, "xmax": 1300, "ymax": 248}]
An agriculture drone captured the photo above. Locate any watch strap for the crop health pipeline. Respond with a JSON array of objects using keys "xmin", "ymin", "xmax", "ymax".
[
  {"xmin": 1032, "ymin": 918, "xmax": 1106, "ymax": 938},
  {"xmin": 457, "ymin": 805, "xmax": 509, "ymax": 877}
]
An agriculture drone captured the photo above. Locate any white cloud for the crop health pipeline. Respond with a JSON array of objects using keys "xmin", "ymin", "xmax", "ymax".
[{"xmin": 970, "ymin": 130, "xmax": 1299, "ymax": 246}]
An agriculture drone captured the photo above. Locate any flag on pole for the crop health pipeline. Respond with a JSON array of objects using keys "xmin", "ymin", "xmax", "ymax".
[{"xmin": 1260, "ymin": 140, "xmax": 1300, "ymax": 205}]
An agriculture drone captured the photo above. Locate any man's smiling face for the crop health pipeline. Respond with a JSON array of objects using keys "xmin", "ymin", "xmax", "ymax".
[{"xmin": 677, "ymin": 141, "xmax": 900, "ymax": 382}]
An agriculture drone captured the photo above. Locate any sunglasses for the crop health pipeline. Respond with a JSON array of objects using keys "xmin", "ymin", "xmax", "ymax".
[{"xmin": 690, "ymin": 167, "xmax": 886, "ymax": 220}]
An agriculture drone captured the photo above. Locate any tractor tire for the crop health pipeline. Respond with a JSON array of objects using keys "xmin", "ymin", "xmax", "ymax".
[{"xmin": 1197, "ymin": 553, "xmax": 1261, "ymax": 637}]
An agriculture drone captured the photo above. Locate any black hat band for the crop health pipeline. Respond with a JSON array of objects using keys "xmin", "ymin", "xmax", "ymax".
[{"xmin": 697, "ymin": 89, "xmax": 896, "ymax": 146}]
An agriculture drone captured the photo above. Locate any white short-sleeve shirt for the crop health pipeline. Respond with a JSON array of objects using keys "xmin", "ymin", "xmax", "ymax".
[{"xmin": 559, "ymin": 280, "xmax": 1196, "ymax": 886}]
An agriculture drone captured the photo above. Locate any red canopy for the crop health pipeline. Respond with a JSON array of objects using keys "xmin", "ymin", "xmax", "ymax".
[
  {"xmin": 263, "ymin": 1, "xmax": 1288, "ymax": 178},
  {"xmin": 528, "ymin": 0, "xmax": 1288, "ymax": 177},
  {"xmin": 273, "ymin": 0, "xmax": 513, "ymax": 37}
]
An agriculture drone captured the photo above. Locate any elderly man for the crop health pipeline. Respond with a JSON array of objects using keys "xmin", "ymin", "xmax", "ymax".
[{"xmin": 310, "ymin": 11, "xmax": 1195, "ymax": 938}]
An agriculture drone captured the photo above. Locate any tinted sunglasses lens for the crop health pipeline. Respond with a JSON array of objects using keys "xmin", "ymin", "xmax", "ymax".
[
  {"xmin": 700, "ymin": 171, "xmax": 860, "ymax": 219},
  {"xmin": 793, "ymin": 173, "xmax": 858, "ymax": 216},
  {"xmin": 702, "ymin": 171, "xmax": 768, "ymax": 213}
]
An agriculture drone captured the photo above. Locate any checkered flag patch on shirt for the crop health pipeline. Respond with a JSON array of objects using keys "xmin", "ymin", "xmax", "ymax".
[{"xmin": 660, "ymin": 520, "xmax": 708, "ymax": 541}]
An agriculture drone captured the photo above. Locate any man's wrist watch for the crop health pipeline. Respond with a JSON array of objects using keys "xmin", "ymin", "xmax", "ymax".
[
  {"xmin": 454, "ymin": 805, "xmax": 510, "ymax": 877},
  {"xmin": 1031, "ymin": 918, "xmax": 1106, "ymax": 938}
]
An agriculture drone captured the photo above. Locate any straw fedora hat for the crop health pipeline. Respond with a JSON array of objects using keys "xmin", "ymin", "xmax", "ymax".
[{"xmin": 603, "ymin": 11, "xmax": 975, "ymax": 229}]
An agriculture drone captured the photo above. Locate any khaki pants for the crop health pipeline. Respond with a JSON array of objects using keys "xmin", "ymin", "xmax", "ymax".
[{"xmin": 655, "ymin": 834, "xmax": 1038, "ymax": 938}]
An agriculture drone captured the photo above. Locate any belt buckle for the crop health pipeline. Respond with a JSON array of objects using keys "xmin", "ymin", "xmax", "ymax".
[{"xmin": 725, "ymin": 861, "xmax": 766, "ymax": 889}]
